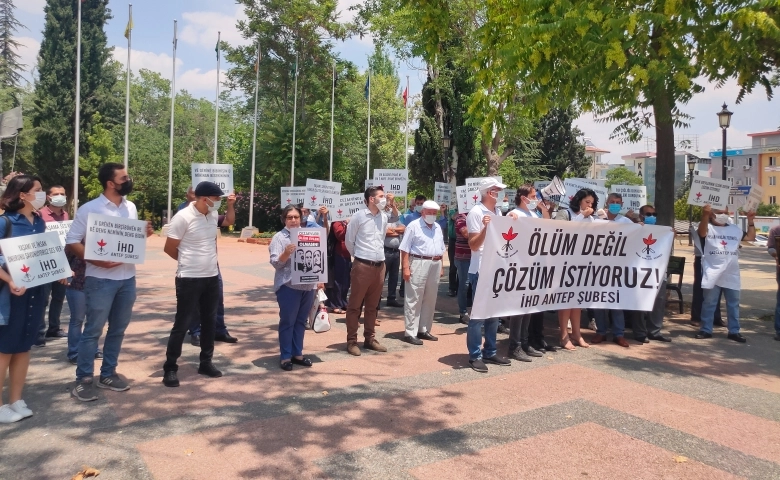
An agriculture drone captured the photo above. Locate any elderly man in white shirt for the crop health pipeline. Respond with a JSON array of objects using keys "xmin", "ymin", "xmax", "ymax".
[
  {"xmin": 400, "ymin": 200, "xmax": 445, "ymax": 345},
  {"xmin": 344, "ymin": 186, "xmax": 398, "ymax": 356}
]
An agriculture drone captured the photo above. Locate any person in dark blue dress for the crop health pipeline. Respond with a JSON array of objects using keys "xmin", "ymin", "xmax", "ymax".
[{"xmin": 0, "ymin": 175, "xmax": 53, "ymax": 423}]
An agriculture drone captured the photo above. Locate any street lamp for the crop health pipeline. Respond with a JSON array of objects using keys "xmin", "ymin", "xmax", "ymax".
[
  {"xmin": 441, "ymin": 135, "xmax": 451, "ymax": 182},
  {"xmin": 718, "ymin": 103, "xmax": 733, "ymax": 181},
  {"xmin": 687, "ymin": 154, "xmax": 698, "ymax": 246}
]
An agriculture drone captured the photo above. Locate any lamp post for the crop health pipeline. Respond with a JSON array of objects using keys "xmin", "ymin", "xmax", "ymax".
[
  {"xmin": 717, "ymin": 103, "xmax": 733, "ymax": 181},
  {"xmin": 442, "ymin": 135, "xmax": 451, "ymax": 182},
  {"xmin": 687, "ymin": 154, "xmax": 698, "ymax": 246}
]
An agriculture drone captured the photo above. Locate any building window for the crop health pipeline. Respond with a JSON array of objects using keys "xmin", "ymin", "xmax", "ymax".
[
  {"xmin": 728, "ymin": 177, "xmax": 734, "ymax": 185},
  {"xmin": 771, "ymin": 176, "xmax": 777, "ymax": 186},
  {"xmin": 771, "ymin": 157, "xmax": 777, "ymax": 166},
  {"xmin": 729, "ymin": 196, "xmax": 734, "ymax": 205},
  {"xmin": 748, "ymin": 157, "xmax": 753, "ymax": 167},
  {"xmin": 727, "ymin": 158, "xmax": 734, "ymax": 167},
  {"xmin": 771, "ymin": 196, "xmax": 777, "ymax": 205},
  {"xmin": 763, "ymin": 138, "xmax": 768, "ymax": 147},
  {"xmin": 746, "ymin": 177, "xmax": 753, "ymax": 186}
]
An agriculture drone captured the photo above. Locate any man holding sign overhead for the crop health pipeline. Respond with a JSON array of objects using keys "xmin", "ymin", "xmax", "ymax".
[{"xmin": 66, "ymin": 163, "xmax": 154, "ymax": 402}]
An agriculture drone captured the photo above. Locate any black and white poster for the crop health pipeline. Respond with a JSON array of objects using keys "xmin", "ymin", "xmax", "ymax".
[{"xmin": 289, "ymin": 227, "xmax": 327, "ymax": 285}]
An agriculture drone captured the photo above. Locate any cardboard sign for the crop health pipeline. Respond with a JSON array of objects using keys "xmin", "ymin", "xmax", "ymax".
[
  {"xmin": 281, "ymin": 187, "xmax": 307, "ymax": 207},
  {"xmin": 502, "ymin": 189, "xmax": 517, "ymax": 205},
  {"xmin": 610, "ymin": 185, "xmax": 647, "ymax": 214},
  {"xmin": 434, "ymin": 182, "xmax": 453, "ymax": 209},
  {"xmin": 457, "ymin": 185, "xmax": 480, "ymax": 214},
  {"xmin": 465, "ymin": 176, "xmax": 503, "ymax": 193},
  {"xmin": 744, "ymin": 185, "xmax": 763, "ymax": 212},
  {"xmin": 373, "ymin": 169, "xmax": 408, "ymax": 198},
  {"xmin": 289, "ymin": 227, "xmax": 328, "ymax": 285},
  {"xmin": 333, "ymin": 193, "xmax": 365, "ymax": 221},
  {"xmin": 304, "ymin": 179, "xmax": 342, "ymax": 210},
  {"xmin": 191, "ymin": 163, "xmax": 234, "ymax": 196},
  {"xmin": 561, "ymin": 179, "xmax": 609, "ymax": 210},
  {"xmin": 45, "ymin": 220, "xmax": 73, "ymax": 246},
  {"xmin": 0, "ymin": 232, "xmax": 70, "ymax": 288},
  {"xmin": 84, "ymin": 213, "xmax": 148, "ymax": 264},
  {"xmin": 687, "ymin": 176, "xmax": 731, "ymax": 210}
]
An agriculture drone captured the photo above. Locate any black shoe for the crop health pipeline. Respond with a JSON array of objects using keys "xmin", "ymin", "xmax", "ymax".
[
  {"xmin": 469, "ymin": 359, "xmax": 488, "ymax": 373},
  {"xmin": 417, "ymin": 332, "xmax": 438, "ymax": 341},
  {"xmin": 45, "ymin": 329, "xmax": 67, "ymax": 338},
  {"xmin": 95, "ymin": 350, "xmax": 103, "ymax": 359},
  {"xmin": 34, "ymin": 339, "xmax": 46, "ymax": 347},
  {"xmin": 483, "ymin": 355, "xmax": 511, "ymax": 366},
  {"xmin": 635, "ymin": 336, "xmax": 650, "ymax": 344},
  {"xmin": 404, "ymin": 335, "xmax": 423, "ymax": 345},
  {"xmin": 68, "ymin": 357, "xmax": 77, "ymax": 365},
  {"xmin": 509, "ymin": 347, "xmax": 532, "ymax": 362},
  {"xmin": 190, "ymin": 334, "xmax": 201, "ymax": 346},
  {"xmin": 713, "ymin": 319, "xmax": 726, "ymax": 327},
  {"xmin": 497, "ymin": 324, "xmax": 510, "ymax": 335},
  {"xmin": 386, "ymin": 299, "xmax": 403, "ymax": 308},
  {"xmin": 280, "ymin": 361, "xmax": 293, "ymax": 371},
  {"xmin": 694, "ymin": 331, "xmax": 713, "ymax": 339},
  {"xmin": 198, "ymin": 363, "xmax": 223, "ymax": 378},
  {"xmin": 775, "ymin": 334, "xmax": 780, "ymax": 341},
  {"xmin": 648, "ymin": 334, "xmax": 672, "ymax": 342},
  {"xmin": 727, "ymin": 333, "xmax": 747, "ymax": 343},
  {"xmin": 538, "ymin": 342, "xmax": 558, "ymax": 352},
  {"xmin": 522, "ymin": 345, "xmax": 544, "ymax": 357},
  {"xmin": 448, "ymin": 290, "xmax": 457, "ymax": 297},
  {"xmin": 291, "ymin": 357, "xmax": 313, "ymax": 367},
  {"xmin": 215, "ymin": 333, "xmax": 238, "ymax": 343},
  {"xmin": 163, "ymin": 371, "xmax": 180, "ymax": 387}
]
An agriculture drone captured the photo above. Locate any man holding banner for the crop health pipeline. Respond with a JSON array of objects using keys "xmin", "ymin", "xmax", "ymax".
[
  {"xmin": 67, "ymin": 163, "xmax": 154, "ymax": 402},
  {"xmin": 37, "ymin": 185, "xmax": 70, "ymax": 343}
]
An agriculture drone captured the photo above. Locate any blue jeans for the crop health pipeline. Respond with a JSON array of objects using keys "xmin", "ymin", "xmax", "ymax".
[
  {"xmin": 701, "ymin": 286, "xmax": 740, "ymax": 335},
  {"xmin": 189, "ymin": 270, "xmax": 227, "ymax": 336},
  {"xmin": 276, "ymin": 285, "xmax": 315, "ymax": 361},
  {"xmin": 595, "ymin": 309, "xmax": 625, "ymax": 337},
  {"xmin": 454, "ymin": 258, "xmax": 471, "ymax": 314},
  {"xmin": 466, "ymin": 273, "xmax": 498, "ymax": 361},
  {"xmin": 775, "ymin": 269, "xmax": 780, "ymax": 335},
  {"xmin": 76, "ymin": 276, "xmax": 137, "ymax": 381},
  {"xmin": 65, "ymin": 287, "xmax": 86, "ymax": 361}
]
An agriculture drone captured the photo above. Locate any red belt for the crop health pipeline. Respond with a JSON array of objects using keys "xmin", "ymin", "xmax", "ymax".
[{"xmin": 410, "ymin": 254, "xmax": 442, "ymax": 261}]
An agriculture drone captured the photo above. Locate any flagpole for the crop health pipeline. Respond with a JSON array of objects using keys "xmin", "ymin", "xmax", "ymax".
[
  {"xmin": 213, "ymin": 31, "xmax": 220, "ymax": 164},
  {"xmin": 123, "ymin": 4, "xmax": 132, "ymax": 169},
  {"xmin": 11, "ymin": 134, "xmax": 17, "ymax": 172},
  {"xmin": 73, "ymin": 0, "xmax": 82, "ymax": 211},
  {"xmin": 290, "ymin": 50, "xmax": 298, "ymax": 186},
  {"xmin": 404, "ymin": 75, "xmax": 409, "ymax": 172},
  {"xmin": 249, "ymin": 44, "xmax": 260, "ymax": 229},
  {"xmin": 329, "ymin": 60, "xmax": 335, "ymax": 182},
  {"xmin": 166, "ymin": 20, "xmax": 177, "ymax": 225},
  {"xmin": 366, "ymin": 72, "xmax": 371, "ymax": 180}
]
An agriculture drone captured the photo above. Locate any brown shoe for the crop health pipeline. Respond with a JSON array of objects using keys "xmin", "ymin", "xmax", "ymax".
[
  {"xmin": 591, "ymin": 334, "xmax": 607, "ymax": 344},
  {"xmin": 363, "ymin": 338, "xmax": 387, "ymax": 352},
  {"xmin": 347, "ymin": 343, "xmax": 361, "ymax": 356},
  {"xmin": 613, "ymin": 336, "xmax": 630, "ymax": 348}
]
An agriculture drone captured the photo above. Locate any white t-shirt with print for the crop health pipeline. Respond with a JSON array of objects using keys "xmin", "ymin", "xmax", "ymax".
[{"xmin": 466, "ymin": 202, "xmax": 502, "ymax": 275}]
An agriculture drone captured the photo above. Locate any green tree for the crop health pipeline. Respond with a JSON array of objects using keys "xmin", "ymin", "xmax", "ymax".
[
  {"xmin": 79, "ymin": 113, "xmax": 119, "ymax": 199},
  {"xmin": 32, "ymin": 0, "xmax": 120, "ymax": 198},
  {"xmin": 674, "ymin": 189, "xmax": 702, "ymax": 221},
  {"xmin": 755, "ymin": 202, "xmax": 780, "ymax": 217},
  {"xmin": 535, "ymin": 106, "xmax": 589, "ymax": 179},
  {"xmin": 0, "ymin": 0, "xmax": 25, "ymax": 106},
  {"xmin": 605, "ymin": 166, "xmax": 644, "ymax": 189}
]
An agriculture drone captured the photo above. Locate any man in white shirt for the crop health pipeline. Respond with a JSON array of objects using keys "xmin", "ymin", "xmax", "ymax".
[
  {"xmin": 466, "ymin": 178, "xmax": 512, "ymax": 372},
  {"xmin": 344, "ymin": 187, "xmax": 397, "ymax": 356},
  {"xmin": 400, "ymin": 200, "xmax": 445, "ymax": 344},
  {"xmin": 66, "ymin": 163, "xmax": 154, "ymax": 402},
  {"xmin": 161, "ymin": 182, "xmax": 226, "ymax": 387}
]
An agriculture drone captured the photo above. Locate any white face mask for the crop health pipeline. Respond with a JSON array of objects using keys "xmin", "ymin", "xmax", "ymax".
[
  {"xmin": 207, "ymin": 198, "xmax": 222, "ymax": 212},
  {"xmin": 49, "ymin": 194, "xmax": 67, "ymax": 207},
  {"xmin": 424, "ymin": 214, "xmax": 437, "ymax": 224},
  {"xmin": 374, "ymin": 197, "xmax": 387, "ymax": 210},
  {"xmin": 414, "ymin": 205, "xmax": 423, "ymax": 213},
  {"xmin": 714, "ymin": 214, "xmax": 730, "ymax": 225},
  {"xmin": 29, "ymin": 191, "xmax": 46, "ymax": 210},
  {"xmin": 527, "ymin": 199, "xmax": 538, "ymax": 210}
]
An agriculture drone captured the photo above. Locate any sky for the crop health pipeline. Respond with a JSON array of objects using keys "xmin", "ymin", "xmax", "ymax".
[{"xmin": 15, "ymin": 0, "xmax": 780, "ymax": 164}]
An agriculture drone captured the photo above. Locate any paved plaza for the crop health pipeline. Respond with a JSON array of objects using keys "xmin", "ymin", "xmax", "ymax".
[{"xmin": 1, "ymin": 235, "xmax": 779, "ymax": 479}]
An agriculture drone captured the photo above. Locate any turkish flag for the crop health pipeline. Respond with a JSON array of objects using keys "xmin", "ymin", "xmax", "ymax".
[{"xmin": 402, "ymin": 87, "xmax": 408, "ymax": 107}]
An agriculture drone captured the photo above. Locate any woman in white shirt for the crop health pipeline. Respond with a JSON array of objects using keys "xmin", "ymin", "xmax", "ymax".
[{"xmin": 553, "ymin": 188, "xmax": 599, "ymax": 350}]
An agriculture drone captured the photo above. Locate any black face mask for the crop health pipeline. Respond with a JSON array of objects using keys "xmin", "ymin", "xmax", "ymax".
[{"xmin": 115, "ymin": 179, "xmax": 134, "ymax": 196}]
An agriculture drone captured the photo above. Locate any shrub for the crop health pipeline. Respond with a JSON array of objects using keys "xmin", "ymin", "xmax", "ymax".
[{"xmin": 234, "ymin": 191, "xmax": 283, "ymax": 232}]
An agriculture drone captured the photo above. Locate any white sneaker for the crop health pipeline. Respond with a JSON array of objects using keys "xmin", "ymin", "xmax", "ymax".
[
  {"xmin": 10, "ymin": 400, "xmax": 32, "ymax": 418},
  {"xmin": 588, "ymin": 319, "xmax": 597, "ymax": 331},
  {"xmin": 0, "ymin": 404, "xmax": 23, "ymax": 423}
]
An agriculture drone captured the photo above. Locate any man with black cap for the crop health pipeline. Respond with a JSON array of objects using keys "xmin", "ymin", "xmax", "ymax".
[{"xmin": 160, "ymin": 181, "xmax": 226, "ymax": 387}]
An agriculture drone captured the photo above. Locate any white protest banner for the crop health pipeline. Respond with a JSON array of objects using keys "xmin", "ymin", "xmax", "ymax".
[
  {"xmin": 611, "ymin": 185, "xmax": 647, "ymax": 214},
  {"xmin": 373, "ymin": 169, "xmax": 408, "ymax": 198},
  {"xmin": 0, "ymin": 232, "xmax": 70, "ymax": 288},
  {"xmin": 289, "ymin": 227, "xmax": 328, "ymax": 285},
  {"xmin": 281, "ymin": 187, "xmax": 307, "ymax": 207},
  {"xmin": 191, "ymin": 163, "xmax": 234, "ymax": 195},
  {"xmin": 434, "ymin": 182, "xmax": 452, "ymax": 208},
  {"xmin": 744, "ymin": 185, "xmax": 763, "ymax": 212},
  {"xmin": 46, "ymin": 220, "xmax": 73, "ymax": 246},
  {"xmin": 457, "ymin": 185, "xmax": 479, "ymax": 214},
  {"xmin": 561, "ymin": 179, "xmax": 609, "ymax": 210},
  {"xmin": 304, "ymin": 179, "xmax": 342, "ymax": 210},
  {"xmin": 470, "ymin": 217, "xmax": 673, "ymax": 318},
  {"xmin": 687, "ymin": 176, "xmax": 730, "ymax": 210},
  {"xmin": 333, "ymin": 193, "xmax": 365, "ymax": 221},
  {"xmin": 84, "ymin": 213, "xmax": 148, "ymax": 264}
]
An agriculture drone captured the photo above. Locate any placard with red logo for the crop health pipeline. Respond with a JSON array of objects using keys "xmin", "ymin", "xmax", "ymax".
[
  {"xmin": 84, "ymin": 213, "xmax": 148, "ymax": 264},
  {"xmin": 333, "ymin": 193, "xmax": 365, "ymax": 221},
  {"xmin": 0, "ymin": 232, "xmax": 71, "ymax": 288},
  {"xmin": 304, "ymin": 179, "xmax": 342, "ymax": 210}
]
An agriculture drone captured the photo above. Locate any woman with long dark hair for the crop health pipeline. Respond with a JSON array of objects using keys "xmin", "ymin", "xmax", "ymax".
[{"xmin": 0, "ymin": 175, "xmax": 52, "ymax": 422}]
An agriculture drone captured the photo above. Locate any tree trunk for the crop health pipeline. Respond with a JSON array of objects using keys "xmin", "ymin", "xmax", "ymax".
[
  {"xmin": 428, "ymin": 63, "xmax": 447, "ymax": 181},
  {"xmin": 652, "ymin": 90, "xmax": 676, "ymax": 227},
  {"xmin": 481, "ymin": 133, "xmax": 513, "ymax": 176}
]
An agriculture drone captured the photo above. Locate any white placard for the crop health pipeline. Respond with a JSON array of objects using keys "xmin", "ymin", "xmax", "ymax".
[
  {"xmin": 502, "ymin": 189, "xmax": 517, "ymax": 205},
  {"xmin": 465, "ymin": 176, "xmax": 503, "ymax": 193},
  {"xmin": 45, "ymin": 220, "xmax": 73, "ymax": 246},
  {"xmin": 84, "ymin": 213, "xmax": 148, "ymax": 264},
  {"xmin": 334, "ymin": 193, "xmax": 365, "ymax": 221},
  {"xmin": 304, "ymin": 179, "xmax": 342, "ymax": 210},
  {"xmin": 744, "ymin": 185, "xmax": 763, "ymax": 212},
  {"xmin": 364, "ymin": 179, "xmax": 378, "ymax": 190},
  {"xmin": 687, "ymin": 176, "xmax": 731, "ymax": 210},
  {"xmin": 281, "ymin": 187, "xmax": 307, "ymax": 207},
  {"xmin": 611, "ymin": 185, "xmax": 647, "ymax": 214},
  {"xmin": 289, "ymin": 227, "xmax": 328, "ymax": 285},
  {"xmin": 434, "ymin": 182, "xmax": 453, "ymax": 209},
  {"xmin": 191, "ymin": 163, "xmax": 234, "ymax": 195},
  {"xmin": 373, "ymin": 169, "xmax": 408, "ymax": 198},
  {"xmin": 581, "ymin": 178, "xmax": 606, "ymax": 188},
  {"xmin": 457, "ymin": 185, "xmax": 480, "ymax": 214},
  {"xmin": 561, "ymin": 179, "xmax": 609, "ymax": 210},
  {"xmin": 0, "ymin": 232, "xmax": 71, "ymax": 288},
  {"xmin": 534, "ymin": 181, "xmax": 551, "ymax": 191}
]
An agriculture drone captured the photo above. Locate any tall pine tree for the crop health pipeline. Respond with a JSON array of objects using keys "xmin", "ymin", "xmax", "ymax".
[
  {"xmin": 32, "ymin": 0, "xmax": 120, "ymax": 196},
  {"xmin": 0, "ymin": 0, "xmax": 25, "ymax": 107},
  {"xmin": 535, "ymin": 106, "xmax": 589, "ymax": 179}
]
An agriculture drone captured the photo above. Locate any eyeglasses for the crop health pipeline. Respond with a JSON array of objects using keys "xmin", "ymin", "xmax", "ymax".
[
  {"xmin": 286, "ymin": 215, "xmax": 301, "ymax": 220},
  {"xmin": 643, "ymin": 212, "xmax": 656, "ymax": 217}
]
